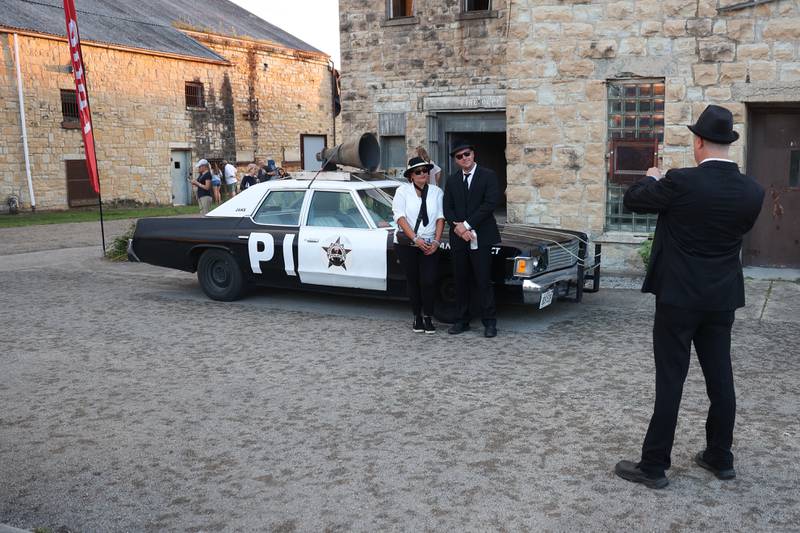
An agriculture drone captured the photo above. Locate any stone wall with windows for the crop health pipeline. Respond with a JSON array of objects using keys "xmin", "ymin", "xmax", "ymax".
[
  {"xmin": 0, "ymin": 30, "xmax": 333, "ymax": 210},
  {"xmin": 506, "ymin": 0, "xmax": 799, "ymax": 270},
  {"xmin": 339, "ymin": 0, "xmax": 509, "ymax": 174}
]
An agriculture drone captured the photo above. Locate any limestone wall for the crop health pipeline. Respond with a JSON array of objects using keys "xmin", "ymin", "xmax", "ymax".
[
  {"xmin": 506, "ymin": 0, "xmax": 800, "ymax": 240},
  {"xmin": 0, "ymin": 31, "xmax": 334, "ymax": 210},
  {"xmin": 339, "ymin": 0, "xmax": 509, "ymax": 151}
]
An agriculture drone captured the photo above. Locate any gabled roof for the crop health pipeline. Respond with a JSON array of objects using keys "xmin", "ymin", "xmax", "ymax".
[{"xmin": 0, "ymin": 0, "xmax": 324, "ymax": 62}]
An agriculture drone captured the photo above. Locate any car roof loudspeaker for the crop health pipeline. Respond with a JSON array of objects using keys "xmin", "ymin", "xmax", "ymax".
[{"xmin": 316, "ymin": 133, "xmax": 380, "ymax": 172}]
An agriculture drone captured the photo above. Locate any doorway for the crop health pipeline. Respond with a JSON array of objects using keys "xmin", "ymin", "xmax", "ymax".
[
  {"xmin": 65, "ymin": 159, "xmax": 98, "ymax": 207},
  {"xmin": 170, "ymin": 150, "xmax": 191, "ymax": 205},
  {"xmin": 744, "ymin": 105, "xmax": 800, "ymax": 268},
  {"xmin": 430, "ymin": 112, "xmax": 507, "ymax": 206},
  {"xmin": 301, "ymin": 134, "xmax": 327, "ymax": 171}
]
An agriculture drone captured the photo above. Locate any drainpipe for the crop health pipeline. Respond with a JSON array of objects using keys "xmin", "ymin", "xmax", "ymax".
[
  {"xmin": 329, "ymin": 59, "xmax": 337, "ymax": 146},
  {"xmin": 13, "ymin": 33, "xmax": 36, "ymax": 211}
]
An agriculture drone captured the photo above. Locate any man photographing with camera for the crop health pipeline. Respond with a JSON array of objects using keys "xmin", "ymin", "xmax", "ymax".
[{"xmin": 614, "ymin": 105, "xmax": 765, "ymax": 489}]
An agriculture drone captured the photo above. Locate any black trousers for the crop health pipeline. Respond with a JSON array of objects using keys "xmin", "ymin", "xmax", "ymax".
[
  {"xmin": 639, "ymin": 302, "xmax": 737, "ymax": 476},
  {"xmin": 451, "ymin": 245, "xmax": 496, "ymax": 325},
  {"xmin": 395, "ymin": 244, "xmax": 440, "ymax": 317}
]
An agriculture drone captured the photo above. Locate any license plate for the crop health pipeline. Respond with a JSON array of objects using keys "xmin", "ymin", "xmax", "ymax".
[{"xmin": 539, "ymin": 288, "xmax": 554, "ymax": 309}]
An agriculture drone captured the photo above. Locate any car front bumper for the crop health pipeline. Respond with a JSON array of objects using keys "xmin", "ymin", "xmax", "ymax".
[{"xmin": 519, "ymin": 265, "xmax": 579, "ymax": 306}]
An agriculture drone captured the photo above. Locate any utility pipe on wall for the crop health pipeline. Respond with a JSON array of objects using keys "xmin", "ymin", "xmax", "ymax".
[{"xmin": 13, "ymin": 33, "xmax": 36, "ymax": 211}]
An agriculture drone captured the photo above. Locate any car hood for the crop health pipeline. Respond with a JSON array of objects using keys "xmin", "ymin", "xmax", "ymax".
[{"xmin": 497, "ymin": 223, "xmax": 586, "ymax": 251}]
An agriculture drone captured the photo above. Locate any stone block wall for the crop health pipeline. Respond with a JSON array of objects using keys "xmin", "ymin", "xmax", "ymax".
[
  {"xmin": 506, "ymin": 0, "xmax": 800, "ymax": 272},
  {"xmin": 0, "ymin": 30, "xmax": 334, "ymax": 210},
  {"xmin": 339, "ymin": 0, "xmax": 509, "ymax": 153}
]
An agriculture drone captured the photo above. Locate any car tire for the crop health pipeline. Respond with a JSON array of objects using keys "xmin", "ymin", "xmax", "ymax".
[
  {"xmin": 197, "ymin": 249, "xmax": 244, "ymax": 301},
  {"xmin": 434, "ymin": 275, "xmax": 458, "ymax": 324}
]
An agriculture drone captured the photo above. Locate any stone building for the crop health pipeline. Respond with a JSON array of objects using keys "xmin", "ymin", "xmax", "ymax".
[
  {"xmin": 339, "ymin": 0, "xmax": 800, "ymax": 272},
  {"xmin": 1, "ymin": 0, "xmax": 338, "ymax": 210}
]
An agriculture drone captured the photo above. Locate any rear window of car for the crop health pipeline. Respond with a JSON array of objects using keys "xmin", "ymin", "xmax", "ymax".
[{"xmin": 253, "ymin": 190, "xmax": 306, "ymax": 225}]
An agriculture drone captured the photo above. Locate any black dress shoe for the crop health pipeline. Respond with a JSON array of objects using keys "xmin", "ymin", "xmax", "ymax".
[
  {"xmin": 614, "ymin": 460, "xmax": 669, "ymax": 489},
  {"xmin": 448, "ymin": 322, "xmax": 470, "ymax": 334},
  {"xmin": 694, "ymin": 452, "xmax": 736, "ymax": 480},
  {"xmin": 484, "ymin": 325, "xmax": 497, "ymax": 338}
]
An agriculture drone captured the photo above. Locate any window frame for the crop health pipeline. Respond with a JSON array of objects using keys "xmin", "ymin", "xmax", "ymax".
[
  {"xmin": 251, "ymin": 189, "xmax": 308, "ymax": 227},
  {"xmin": 379, "ymin": 135, "xmax": 407, "ymax": 172},
  {"xmin": 185, "ymin": 81, "xmax": 205, "ymax": 109},
  {"xmin": 305, "ymin": 190, "xmax": 371, "ymax": 230},
  {"xmin": 387, "ymin": 0, "xmax": 414, "ymax": 19},
  {"xmin": 604, "ymin": 78, "xmax": 665, "ymax": 233},
  {"xmin": 463, "ymin": 0, "xmax": 492, "ymax": 12},
  {"xmin": 60, "ymin": 89, "xmax": 80, "ymax": 128}
]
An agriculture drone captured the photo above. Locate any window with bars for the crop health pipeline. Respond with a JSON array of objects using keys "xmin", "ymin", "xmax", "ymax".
[
  {"xmin": 465, "ymin": 0, "xmax": 491, "ymax": 11},
  {"xmin": 389, "ymin": 0, "xmax": 413, "ymax": 18},
  {"xmin": 60, "ymin": 89, "xmax": 79, "ymax": 123},
  {"xmin": 605, "ymin": 79, "xmax": 665, "ymax": 232},
  {"xmin": 185, "ymin": 81, "xmax": 205, "ymax": 108}
]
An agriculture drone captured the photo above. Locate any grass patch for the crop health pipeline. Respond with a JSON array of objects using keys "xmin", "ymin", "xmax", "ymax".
[
  {"xmin": 0, "ymin": 205, "xmax": 198, "ymax": 228},
  {"xmin": 105, "ymin": 222, "xmax": 136, "ymax": 261}
]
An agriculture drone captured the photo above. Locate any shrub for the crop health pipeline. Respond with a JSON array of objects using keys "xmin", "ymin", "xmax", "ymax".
[
  {"xmin": 638, "ymin": 234, "xmax": 654, "ymax": 268},
  {"xmin": 105, "ymin": 222, "xmax": 136, "ymax": 261}
]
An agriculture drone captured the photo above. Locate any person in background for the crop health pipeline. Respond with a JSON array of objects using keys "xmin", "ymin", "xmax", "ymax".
[
  {"xmin": 240, "ymin": 163, "xmax": 258, "ymax": 192},
  {"xmin": 189, "ymin": 159, "xmax": 213, "ymax": 215},
  {"xmin": 391, "ymin": 156, "xmax": 445, "ymax": 334},
  {"xmin": 223, "ymin": 160, "xmax": 238, "ymax": 199},
  {"xmin": 210, "ymin": 162, "xmax": 222, "ymax": 204},
  {"xmin": 614, "ymin": 104, "xmax": 765, "ymax": 489},
  {"xmin": 417, "ymin": 146, "xmax": 442, "ymax": 186}
]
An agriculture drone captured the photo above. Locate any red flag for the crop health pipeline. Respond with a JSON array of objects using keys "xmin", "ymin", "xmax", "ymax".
[{"xmin": 63, "ymin": 0, "xmax": 99, "ymax": 194}]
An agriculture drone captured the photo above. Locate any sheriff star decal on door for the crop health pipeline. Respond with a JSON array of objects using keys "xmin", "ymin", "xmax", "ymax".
[{"xmin": 323, "ymin": 237, "xmax": 351, "ymax": 270}]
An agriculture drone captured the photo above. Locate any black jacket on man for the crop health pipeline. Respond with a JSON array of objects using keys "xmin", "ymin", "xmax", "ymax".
[
  {"xmin": 624, "ymin": 160, "xmax": 764, "ymax": 311},
  {"xmin": 443, "ymin": 165, "xmax": 501, "ymax": 249}
]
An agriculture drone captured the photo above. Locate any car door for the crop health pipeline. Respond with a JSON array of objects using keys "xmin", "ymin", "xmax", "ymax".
[
  {"xmin": 298, "ymin": 189, "xmax": 388, "ymax": 291},
  {"xmin": 235, "ymin": 188, "xmax": 308, "ymax": 286}
]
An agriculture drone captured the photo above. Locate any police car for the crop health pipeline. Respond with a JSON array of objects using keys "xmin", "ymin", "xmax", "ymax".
[{"xmin": 128, "ymin": 172, "xmax": 600, "ymax": 322}]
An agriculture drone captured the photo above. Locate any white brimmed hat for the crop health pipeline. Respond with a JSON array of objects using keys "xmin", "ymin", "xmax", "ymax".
[{"xmin": 195, "ymin": 158, "xmax": 209, "ymax": 168}]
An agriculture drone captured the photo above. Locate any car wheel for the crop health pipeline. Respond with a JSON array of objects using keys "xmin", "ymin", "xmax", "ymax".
[
  {"xmin": 197, "ymin": 249, "xmax": 244, "ymax": 301},
  {"xmin": 434, "ymin": 275, "xmax": 458, "ymax": 324}
]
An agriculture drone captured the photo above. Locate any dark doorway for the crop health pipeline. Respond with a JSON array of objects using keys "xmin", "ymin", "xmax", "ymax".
[
  {"xmin": 431, "ymin": 111, "xmax": 507, "ymax": 207},
  {"xmin": 445, "ymin": 131, "xmax": 508, "ymax": 206},
  {"xmin": 65, "ymin": 159, "xmax": 98, "ymax": 207},
  {"xmin": 744, "ymin": 105, "xmax": 800, "ymax": 268}
]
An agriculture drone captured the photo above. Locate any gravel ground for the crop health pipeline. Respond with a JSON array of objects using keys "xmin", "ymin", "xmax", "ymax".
[{"xmin": 0, "ymin": 221, "xmax": 798, "ymax": 532}]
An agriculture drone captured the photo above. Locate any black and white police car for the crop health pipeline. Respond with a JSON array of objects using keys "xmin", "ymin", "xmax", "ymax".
[{"xmin": 128, "ymin": 171, "xmax": 600, "ymax": 322}]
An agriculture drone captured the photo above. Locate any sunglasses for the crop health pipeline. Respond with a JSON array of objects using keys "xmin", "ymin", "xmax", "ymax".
[
  {"xmin": 411, "ymin": 169, "xmax": 428, "ymax": 176},
  {"xmin": 454, "ymin": 150, "xmax": 472, "ymax": 160}
]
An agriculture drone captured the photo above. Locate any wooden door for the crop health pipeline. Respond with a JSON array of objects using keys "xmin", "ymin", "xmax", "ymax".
[
  {"xmin": 744, "ymin": 107, "xmax": 800, "ymax": 268},
  {"xmin": 66, "ymin": 159, "xmax": 98, "ymax": 207}
]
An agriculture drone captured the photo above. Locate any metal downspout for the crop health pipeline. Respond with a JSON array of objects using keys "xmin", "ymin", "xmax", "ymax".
[{"xmin": 13, "ymin": 33, "xmax": 36, "ymax": 211}]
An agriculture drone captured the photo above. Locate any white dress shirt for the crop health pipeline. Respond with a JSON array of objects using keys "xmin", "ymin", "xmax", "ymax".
[{"xmin": 391, "ymin": 183, "xmax": 444, "ymax": 242}]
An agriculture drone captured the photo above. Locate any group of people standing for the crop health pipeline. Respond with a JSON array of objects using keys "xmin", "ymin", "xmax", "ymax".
[
  {"xmin": 391, "ymin": 139, "xmax": 501, "ymax": 338},
  {"xmin": 189, "ymin": 158, "xmax": 288, "ymax": 214}
]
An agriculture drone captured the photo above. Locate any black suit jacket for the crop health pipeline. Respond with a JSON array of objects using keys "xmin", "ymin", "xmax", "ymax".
[
  {"xmin": 443, "ymin": 165, "xmax": 502, "ymax": 250},
  {"xmin": 624, "ymin": 160, "xmax": 764, "ymax": 311}
]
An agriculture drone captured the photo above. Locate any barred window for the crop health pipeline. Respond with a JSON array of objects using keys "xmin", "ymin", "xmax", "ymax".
[
  {"xmin": 389, "ymin": 0, "xmax": 413, "ymax": 18},
  {"xmin": 605, "ymin": 79, "xmax": 665, "ymax": 232},
  {"xmin": 61, "ymin": 89, "xmax": 79, "ymax": 122},
  {"xmin": 464, "ymin": 0, "xmax": 491, "ymax": 11},
  {"xmin": 185, "ymin": 81, "xmax": 205, "ymax": 108}
]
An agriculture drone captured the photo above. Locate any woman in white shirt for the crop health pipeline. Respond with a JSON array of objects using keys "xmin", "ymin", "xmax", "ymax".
[{"xmin": 392, "ymin": 157, "xmax": 445, "ymax": 333}]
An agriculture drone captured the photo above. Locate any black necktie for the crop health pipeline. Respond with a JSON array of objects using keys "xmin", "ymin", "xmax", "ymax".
[{"xmin": 463, "ymin": 172, "xmax": 471, "ymax": 194}]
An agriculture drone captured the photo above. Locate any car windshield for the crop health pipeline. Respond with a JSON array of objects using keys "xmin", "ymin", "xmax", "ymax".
[{"xmin": 358, "ymin": 187, "xmax": 396, "ymax": 228}]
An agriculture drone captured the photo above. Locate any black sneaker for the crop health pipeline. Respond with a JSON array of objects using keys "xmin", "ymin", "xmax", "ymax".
[
  {"xmin": 412, "ymin": 316, "xmax": 424, "ymax": 333},
  {"xmin": 423, "ymin": 316, "xmax": 436, "ymax": 334}
]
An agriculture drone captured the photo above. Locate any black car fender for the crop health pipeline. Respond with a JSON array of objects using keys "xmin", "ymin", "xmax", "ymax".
[{"xmin": 188, "ymin": 244, "xmax": 237, "ymax": 272}]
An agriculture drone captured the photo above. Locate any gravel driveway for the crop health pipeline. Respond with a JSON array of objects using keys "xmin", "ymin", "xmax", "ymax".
[{"xmin": 0, "ymin": 220, "xmax": 798, "ymax": 532}]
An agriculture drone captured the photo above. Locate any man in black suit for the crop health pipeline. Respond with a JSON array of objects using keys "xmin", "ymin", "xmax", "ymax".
[
  {"xmin": 614, "ymin": 105, "xmax": 765, "ymax": 489},
  {"xmin": 443, "ymin": 139, "xmax": 502, "ymax": 338}
]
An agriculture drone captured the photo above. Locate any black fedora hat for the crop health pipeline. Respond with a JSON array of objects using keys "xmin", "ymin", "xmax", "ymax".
[
  {"xmin": 403, "ymin": 156, "xmax": 434, "ymax": 177},
  {"xmin": 687, "ymin": 105, "xmax": 739, "ymax": 144},
  {"xmin": 449, "ymin": 138, "xmax": 475, "ymax": 156}
]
